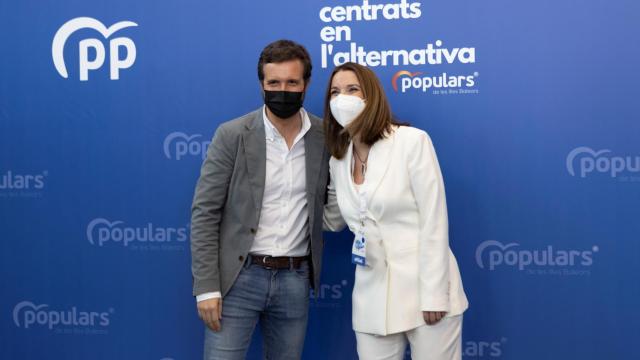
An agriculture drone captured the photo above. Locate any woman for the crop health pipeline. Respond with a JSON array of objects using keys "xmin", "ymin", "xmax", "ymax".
[{"xmin": 323, "ymin": 62, "xmax": 469, "ymax": 360}]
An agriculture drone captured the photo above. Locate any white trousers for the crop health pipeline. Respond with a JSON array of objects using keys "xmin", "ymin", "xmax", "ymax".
[{"xmin": 355, "ymin": 315, "xmax": 462, "ymax": 360}]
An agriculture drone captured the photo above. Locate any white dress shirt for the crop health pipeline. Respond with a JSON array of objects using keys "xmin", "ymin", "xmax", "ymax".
[{"xmin": 197, "ymin": 106, "xmax": 311, "ymax": 302}]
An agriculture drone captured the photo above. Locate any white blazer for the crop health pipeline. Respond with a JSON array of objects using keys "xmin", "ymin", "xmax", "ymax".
[{"xmin": 325, "ymin": 126, "xmax": 468, "ymax": 336}]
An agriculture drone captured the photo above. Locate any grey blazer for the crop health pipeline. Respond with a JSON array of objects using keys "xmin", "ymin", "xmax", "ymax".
[{"xmin": 190, "ymin": 108, "xmax": 331, "ymax": 297}]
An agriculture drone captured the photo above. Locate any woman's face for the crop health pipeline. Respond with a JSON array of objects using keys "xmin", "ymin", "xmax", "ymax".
[{"xmin": 330, "ymin": 70, "xmax": 364, "ymax": 99}]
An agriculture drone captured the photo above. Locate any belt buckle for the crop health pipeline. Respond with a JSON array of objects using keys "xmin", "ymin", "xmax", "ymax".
[{"xmin": 262, "ymin": 255, "xmax": 272, "ymax": 269}]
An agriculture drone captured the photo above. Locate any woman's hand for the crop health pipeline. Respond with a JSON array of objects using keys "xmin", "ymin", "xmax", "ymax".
[{"xmin": 423, "ymin": 311, "xmax": 447, "ymax": 325}]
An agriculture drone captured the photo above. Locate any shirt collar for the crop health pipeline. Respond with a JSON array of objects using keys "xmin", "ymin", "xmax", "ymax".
[{"xmin": 262, "ymin": 105, "xmax": 311, "ymax": 143}]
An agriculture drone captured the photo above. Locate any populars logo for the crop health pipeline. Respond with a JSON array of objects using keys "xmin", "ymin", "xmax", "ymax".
[
  {"xmin": 163, "ymin": 132, "xmax": 210, "ymax": 160},
  {"xmin": 86, "ymin": 218, "xmax": 189, "ymax": 247},
  {"xmin": 566, "ymin": 146, "xmax": 640, "ymax": 178},
  {"xmin": 0, "ymin": 170, "xmax": 48, "ymax": 190},
  {"xmin": 13, "ymin": 301, "xmax": 112, "ymax": 330},
  {"xmin": 392, "ymin": 69, "xmax": 478, "ymax": 93},
  {"xmin": 475, "ymin": 240, "xmax": 598, "ymax": 271},
  {"xmin": 310, "ymin": 279, "xmax": 348, "ymax": 300},
  {"xmin": 52, "ymin": 17, "xmax": 137, "ymax": 81},
  {"xmin": 405, "ymin": 337, "xmax": 506, "ymax": 358},
  {"xmin": 462, "ymin": 338, "xmax": 507, "ymax": 358},
  {"xmin": 309, "ymin": 279, "xmax": 349, "ymax": 308}
]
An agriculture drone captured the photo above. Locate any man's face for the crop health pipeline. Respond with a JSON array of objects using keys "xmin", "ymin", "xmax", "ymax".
[{"xmin": 262, "ymin": 59, "xmax": 306, "ymax": 92}]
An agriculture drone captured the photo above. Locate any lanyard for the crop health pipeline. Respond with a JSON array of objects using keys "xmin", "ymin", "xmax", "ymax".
[
  {"xmin": 352, "ymin": 150, "xmax": 368, "ymax": 232},
  {"xmin": 352, "ymin": 184, "xmax": 368, "ymax": 266},
  {"xmin": 357, "ymin": 189, "xmax": 367, "ymax": 234}
]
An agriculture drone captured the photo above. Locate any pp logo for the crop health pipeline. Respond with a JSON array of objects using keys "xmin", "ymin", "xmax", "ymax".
[
  {"xmin": 52, "ymin": 17, "xmax": 137, "ymax": 81},
  {"xmin": 163, "ymin": 132, "xmax": 210, "ymax": 160}
]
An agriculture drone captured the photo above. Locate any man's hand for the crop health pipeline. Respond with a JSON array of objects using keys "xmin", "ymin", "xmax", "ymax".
[
  {"xmin": 197, "ymin": 298, "xmax": 222, "ymax": 331},
  {"xmin": 423, "ymin": 311, "xmax": 447, "ymax": 325}
]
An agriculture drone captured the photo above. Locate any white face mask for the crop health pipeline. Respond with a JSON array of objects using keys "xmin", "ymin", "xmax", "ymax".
[{"xmin": 330, "ymin": 94, "xmax": 365, "ymax": 128}]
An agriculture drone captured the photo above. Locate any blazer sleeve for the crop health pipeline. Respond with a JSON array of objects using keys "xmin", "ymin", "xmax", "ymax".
[
  {"xmin": 407, "ymin": 131, "xmax": 451, "ymax": 312},
  {"xmin": 190, "ymin": 124, "xmax": 235, "ymax": 296},
  {"xmin": 323, "ymin": 164, "xmax": 346, "ymax": 232}
]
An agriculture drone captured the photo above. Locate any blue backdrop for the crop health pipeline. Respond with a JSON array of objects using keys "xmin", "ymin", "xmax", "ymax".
[{"xmin": 2, "ymin": 0, "xmax": 639, "ymax": 359}]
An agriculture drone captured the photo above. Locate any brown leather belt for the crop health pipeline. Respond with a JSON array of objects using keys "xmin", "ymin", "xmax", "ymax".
[{"xmin": 250, "ymin": 255, "xmax": 309, "ymax": 269}]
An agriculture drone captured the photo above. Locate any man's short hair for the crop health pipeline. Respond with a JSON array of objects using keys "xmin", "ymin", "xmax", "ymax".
[{"xmin": 257, "ymin": 39, "xmax": 312, "ymax": 83}]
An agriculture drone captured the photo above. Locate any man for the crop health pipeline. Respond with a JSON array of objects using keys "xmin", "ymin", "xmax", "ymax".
[{"xmin": 190, "ymin": 39, "xmax": 340, "ymax": 359}]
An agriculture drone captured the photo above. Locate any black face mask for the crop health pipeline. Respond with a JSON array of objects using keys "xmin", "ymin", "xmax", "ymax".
[{"xmin": 264, "ymin": 90, "xmax": 304, "ymax": 119}]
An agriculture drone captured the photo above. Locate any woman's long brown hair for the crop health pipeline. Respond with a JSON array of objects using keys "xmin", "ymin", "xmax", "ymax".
[{"xmin": 323, "ymin": 62, "xmax": 403, "ymax": 159}]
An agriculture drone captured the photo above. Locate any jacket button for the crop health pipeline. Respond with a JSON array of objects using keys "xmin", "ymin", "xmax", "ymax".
[
  {"xmin": 250, "ymin": 228, "xmax": 256, "ymax": 234},
  {"xmin": 239, "ymin": 255, "xmax": 244, "ymax": 262}
]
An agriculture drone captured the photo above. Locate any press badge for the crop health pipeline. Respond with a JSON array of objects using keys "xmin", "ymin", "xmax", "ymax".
[{"xmin": 351, "ymin": 232, "xmax": 367, "ymax": 266}]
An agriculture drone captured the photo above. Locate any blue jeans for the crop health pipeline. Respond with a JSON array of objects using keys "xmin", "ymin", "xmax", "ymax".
[{"xmin": 204, "ymin": 257, "xmax": 310, "ymax": 360}]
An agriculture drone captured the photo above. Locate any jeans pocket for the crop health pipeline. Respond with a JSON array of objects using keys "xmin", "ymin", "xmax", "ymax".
[{"xmin": 292, "ymin": 262, "xmax": 310, "ymax": 281}]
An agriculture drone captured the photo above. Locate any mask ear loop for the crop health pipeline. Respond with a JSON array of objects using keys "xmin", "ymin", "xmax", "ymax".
[{"xmin": 300, "ymin": 80, "xmax": 310, "ymax": 103}]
